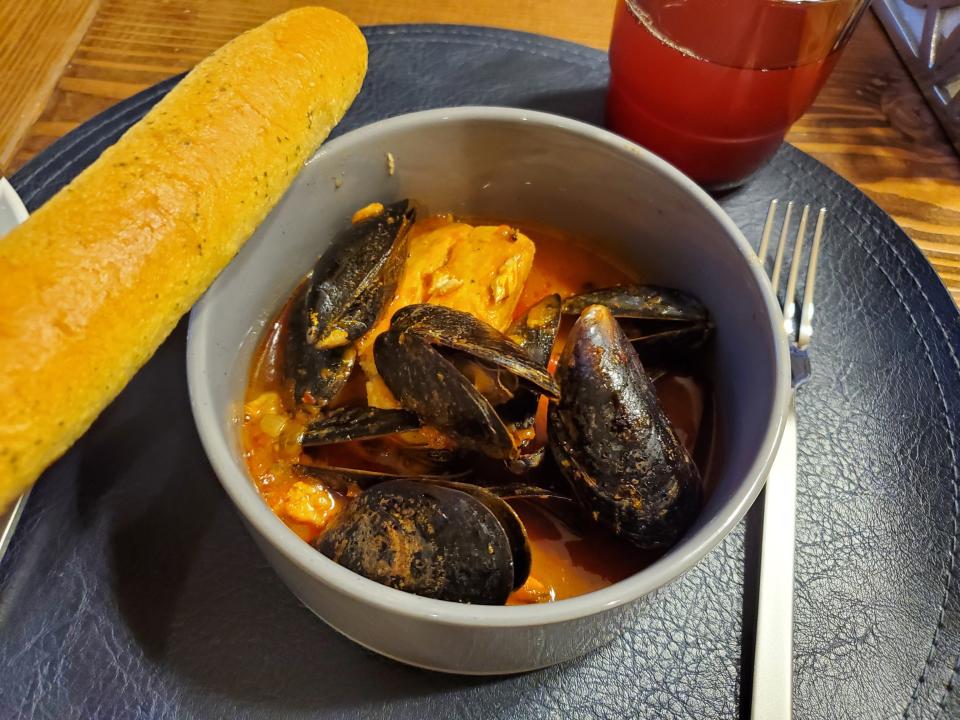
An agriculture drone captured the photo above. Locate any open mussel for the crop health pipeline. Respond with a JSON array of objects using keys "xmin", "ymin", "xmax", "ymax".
[
  {"xmin": 498, "ymin": 294, "xmax": 562, "ymax": 429},
  {"xmin": 506, "ymin": 294, "xmax": 562, "ymax": 368},
  {"xmin": 373, "ymin": 304, "xmax": 560, "ymax": 461},
  {"xmin": 299, "ymin": 405, "xmax": 466, "ymax": 479},
  {"xmin": 305, "ymin": 200, "xmax": 414, "ymax": 348},
  {"xmin": 499, "ymin": 295, "xmax": 561, "ymax": 472},
  {"xmin": 285, "ymin": 200, "xmax": 414, "ymax": 406},
  {"xmin": 301, "ymin": 406, "xmax": 421, "ymax": 447},
  {"xmin": 315, "ymin": 478, "xmax": 531, "ymax": 604},
  {"xmin": 562, "ymin": 285, "xmax": 712, "ymax": 367},
  {"xmin": 294, "ymin": 463, "xmax": 467, "ymax": 495},
  {"xmin": 549, "ymin": 304, "xmax": 703, "ymax": 549},
  {"xmin": 284, "ymin": 282, "xmax": 356, "ymax": 408}
]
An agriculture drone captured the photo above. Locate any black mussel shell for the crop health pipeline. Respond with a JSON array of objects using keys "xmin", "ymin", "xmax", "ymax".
[
  {"xmin": 284, "ymin": 282, "xmax": 355, "ymax": 406},
  {"xmin": 429, "ymin": 479, "xmax": 532, "ymax": 591},
  {"xmin": 284, "ymin": 201, "xmax": 414, "ymax": 407},
  {"xmin": 301, "ymin": 406, "xmax": 421, "ymax": 447},
  {"xmin": 389, "ymin": 304, "xmax": 559, "ymax": 399},
  {"xmin": 506, "ymin": 294, "xmax": 562, "ymax": 367},
  {"xmin": 373, "ymin": 304, "xmax": 561, "ymax": 461},
  {"xmin": 563, "ymin": 285, "xmax": 712, "ymax": 375},
  {"xmin": 500, "ymin": 293, "xmax": 562, "ymax": 433},
  {"xmin": 374, "ymin": 328, "xmax": 516, "ymax": 458},
  {"xmin": 548, "ymin": 304, "xmax": 703, "ymax": 549},
  {"xmin": 293, "ymin": 464, "xmax": 467, "ymax": 494},
  {"xmin": 315, "ymin": 479, "xmax": 516, "ymax": 604},
  {"xmin": 561, "ymin": 285, "xmax": 708, "ymax": 323},
  {"xmin": 305, "ymin": 200, "xmax": 414, "ymax": 349}
]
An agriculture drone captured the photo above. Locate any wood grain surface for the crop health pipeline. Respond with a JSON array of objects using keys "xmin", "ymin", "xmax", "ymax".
[
  {"xmin": 0, "ymin": 0, "xmax": 101, "ymax": 172},
  {"xmin": 1, "ymin": 0, "xmax": 959, "ymax": 301}
]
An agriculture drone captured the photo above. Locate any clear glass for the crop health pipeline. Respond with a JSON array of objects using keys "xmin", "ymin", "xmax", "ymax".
[{"xmin": 606, "ymin": 0, "xmax": 870, "ymax": 188}]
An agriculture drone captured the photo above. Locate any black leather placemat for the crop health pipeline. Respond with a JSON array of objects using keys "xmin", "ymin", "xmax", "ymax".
[{"xmin": 3, "ymin": 25, "xmax": 960, "ymax": 720}]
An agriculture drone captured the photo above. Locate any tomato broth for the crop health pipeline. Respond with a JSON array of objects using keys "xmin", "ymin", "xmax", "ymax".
[{"xmin": 241, "ymin": 214, "xmax": 715, "ymax": 604}]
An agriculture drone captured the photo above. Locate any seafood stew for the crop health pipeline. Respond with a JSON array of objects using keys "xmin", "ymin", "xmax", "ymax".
[{"xmin": 241, "ymin": 200, "xmax": 715, "ymax": 605}]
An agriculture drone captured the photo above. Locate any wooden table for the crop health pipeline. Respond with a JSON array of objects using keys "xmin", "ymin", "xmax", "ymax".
[{"xmin": 2, "ymin": 1, "xmax": 958, "ymax": 301}]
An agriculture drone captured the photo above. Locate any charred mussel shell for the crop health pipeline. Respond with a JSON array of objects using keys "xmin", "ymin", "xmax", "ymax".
[
  {"xmin": 562, "ymin": 285, "xmax": 712, "ymax": 366},
  {"xmin": 500, "ymin": 295, "xmax": 561, "ymax": 423},
  {"xmin": 500, "ymin": 294, "xmax": 562, "ymax": 471},
  {"xmin": 315, "ymin": 479, "xmax": 530, "ymax": 604},
  {"xmin": 284, "ymin": 281, "xmax": 356, "ymax": 407},
  {"xmin": 561, "ymin": 285, "xmax": 708, "ymax": 322},
  {"xmin": 294, "ymin": 463, "xmax": 467, "ymax": 495},
  {"xmin": 548, "ymin": 304, "xmax": 703, "ymax": 549},
  {"xmin": 373, "ymin": 304, "xmax": 559, "ymax": 460},
  {"xmin": 301, "ymin": 406, "xmax": 421, "ymax": 447},
  {"xmin": 506, "ymin": 294, "xmax": 562, "ymax": 368},
  {"xmin": 285, "ymin": 200, "xmax": 414, "ymax": 406},
  {"xmin": 300, "ymin": 405, "xmax": 468, "ymax": 477},
  {"xmin": 305, "ymin": 200, "xmax": 414, "ymax": 348}
]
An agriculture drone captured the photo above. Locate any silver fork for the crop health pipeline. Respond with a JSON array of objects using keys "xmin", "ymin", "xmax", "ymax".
[{"xmin": 750, "ymin": 200, "xmax": 826, "ymax": 720}]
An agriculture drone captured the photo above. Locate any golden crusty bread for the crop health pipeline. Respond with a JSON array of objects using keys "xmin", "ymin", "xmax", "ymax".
[{"xmin": 0, "ymin": 7, "xmax": 367, "ymax": 510}]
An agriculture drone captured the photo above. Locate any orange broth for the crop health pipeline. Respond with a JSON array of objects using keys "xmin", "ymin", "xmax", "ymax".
[{"xmin": 241, "ymin": 215, "xmax": 711, "ymax": 604}]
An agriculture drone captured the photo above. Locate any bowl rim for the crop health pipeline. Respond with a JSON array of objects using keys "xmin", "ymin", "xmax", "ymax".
[{"xmin": 187, "ymin": 105, "xmax": 790, "ymax": 628}]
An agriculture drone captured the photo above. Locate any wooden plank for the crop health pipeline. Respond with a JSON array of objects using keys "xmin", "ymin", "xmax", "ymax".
[
  {"xmin": 790, "ymin": 13, "xmax": 960, "ymax": 296},
  {"xmin": 0, "ymin": 0, "xmax": 101, "ymax": 172},
  {"xmin": 6, "ymin": 0, "xmax": 617, "ymax": 172}
]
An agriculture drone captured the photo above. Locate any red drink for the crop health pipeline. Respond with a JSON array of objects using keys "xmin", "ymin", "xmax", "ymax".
[{"xmin": 607, "ymin": 0, "xmax": 866, "ymax": 187}]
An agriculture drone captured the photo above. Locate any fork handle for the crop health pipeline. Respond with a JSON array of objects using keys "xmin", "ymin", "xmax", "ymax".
[{"xmin": 751, "ymin": 395, "xmax": 797, "ymax": 719}]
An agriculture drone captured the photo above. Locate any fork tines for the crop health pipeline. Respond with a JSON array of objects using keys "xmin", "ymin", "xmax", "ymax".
[{"xmin": 757, "ymin": 200, "xmax": 827, "ymax": 349}]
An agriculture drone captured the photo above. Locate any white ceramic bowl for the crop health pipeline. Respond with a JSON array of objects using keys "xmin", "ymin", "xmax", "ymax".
[{"xmin": 187, "ymin": 107, "xmax": 790, "ymax": 675}]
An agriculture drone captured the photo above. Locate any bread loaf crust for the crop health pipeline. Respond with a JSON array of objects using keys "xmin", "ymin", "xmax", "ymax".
[{"xmin": 0, "ymin": 7, "xmax": 367, "ymax": 509}]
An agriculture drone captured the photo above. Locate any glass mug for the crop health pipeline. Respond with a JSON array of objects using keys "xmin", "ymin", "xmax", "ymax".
[{"xmin": 607, "ymin": 0, "xmax": 870, "ymax": 188}]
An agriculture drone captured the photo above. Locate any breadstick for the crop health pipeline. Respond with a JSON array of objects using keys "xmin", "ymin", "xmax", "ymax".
[{"xmin": 0, "ymin": 7, "xmax": 367, "ymax": 510}]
